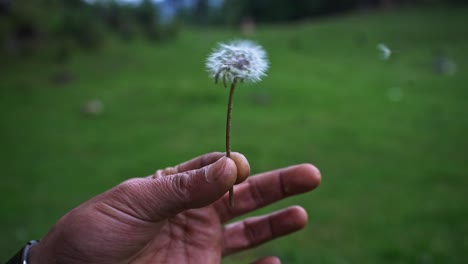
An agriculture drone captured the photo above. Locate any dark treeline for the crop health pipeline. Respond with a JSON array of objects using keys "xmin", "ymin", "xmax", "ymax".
[
  {"xmin": 202, "ymin": 0, "xmax": 467, "ymax": 25},
  {"xmin": 0, "ymin": 0, "xmax": 177, "ymax": 57},
  {"xmin": 0, "ymin": 0, "xmax": 466, "ymax": 57}
]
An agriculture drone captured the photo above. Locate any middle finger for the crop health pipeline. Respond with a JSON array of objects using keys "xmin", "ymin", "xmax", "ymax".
[{"xmin": 214, "ymin": 163, "xmax": 321, "ymax": 223}]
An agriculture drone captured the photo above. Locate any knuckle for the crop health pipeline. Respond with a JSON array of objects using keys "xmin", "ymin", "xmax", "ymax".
[
  {"xmin": 116, "ymin": 178, "xmax": 141, "ymax": 194},
  {"xmin": 243, "ymin": 220, "xmax": 258, "ymax": 247},
  {"xmin": 247, "ymin": 179, "xmax": 265, "ymax": 208},
  {"xmin": 168, "ymin": 173, "xmax": 192, "ymax": 202}
]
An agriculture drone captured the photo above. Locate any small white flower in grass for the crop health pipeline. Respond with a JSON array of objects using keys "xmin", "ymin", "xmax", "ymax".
[
  {"xmin": 377, "ymin": 43, "xmax": 392, "ymax": 60},
  {"xmin": 206, "ymin": 40, "xmax": 269, "ymax": 85}
]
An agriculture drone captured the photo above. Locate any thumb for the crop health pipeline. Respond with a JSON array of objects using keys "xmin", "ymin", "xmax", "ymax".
[
  {"xmin": 152, "ymin": 157, "xmax": 237, "ymax": 218},
  {"xmin": 111, "ymin": 157, "xmax": 237, "ymax": 221}
]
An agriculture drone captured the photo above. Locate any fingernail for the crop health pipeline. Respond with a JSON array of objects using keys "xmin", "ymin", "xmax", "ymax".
[{"xmin": 205, "ymin": 157, "xmax": 228, "ymax": 183}]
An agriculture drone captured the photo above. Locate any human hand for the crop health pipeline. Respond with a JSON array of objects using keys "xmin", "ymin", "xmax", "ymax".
[{"xmin": 29, "ymin": 152, "xmax": 321, "ymax": 264}]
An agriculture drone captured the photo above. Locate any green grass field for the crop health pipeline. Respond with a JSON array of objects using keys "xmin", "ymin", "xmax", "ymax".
[{"xmin": 1, "ymin": 7, "xmax": 467, "ymax": 263}]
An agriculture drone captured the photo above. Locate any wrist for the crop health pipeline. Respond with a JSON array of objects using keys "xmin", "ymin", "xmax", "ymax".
[
  {"xmin": 26, "ymin": 240, "xmax": 41, "ymax": 264},
  {"xmin": 6, "ymin": 240, "xmax": 40, "ymax": 264}
]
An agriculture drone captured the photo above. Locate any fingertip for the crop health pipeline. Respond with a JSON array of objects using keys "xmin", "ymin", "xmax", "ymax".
[
  {"xmin": 229, "ymin": 152, "xmax": 250, "ymax": 184},
  {"xmin": 252, "ymin": 256, "xmax": 281, "ymax": 264},
  {"xmin": 288, "ymin": 205, "xmax": 308, "ymax": 229},
  {"xmin": 297, "ymin": 163, "xmax": 321, "ymax": 190},
  {"xmin": 269, "ymin": 256, "xmax": 281, "ymax": 264},
  {"xmin": 224, "ymin": 157, "xmax": 239, "ymax": 184},
  {"xmin": 270, "ymin": 257, "xmax": 281, "ymax": 264}
]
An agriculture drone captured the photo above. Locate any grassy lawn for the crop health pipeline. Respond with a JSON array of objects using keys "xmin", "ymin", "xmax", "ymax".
[{"xmin": 1, "ymin": 7, "xmax": 467, "ymax": 263}]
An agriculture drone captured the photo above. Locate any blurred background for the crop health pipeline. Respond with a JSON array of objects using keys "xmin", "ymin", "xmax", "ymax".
[{"xmin": 1, "ymin": 0, "xmax": 467, "ymax": 263}]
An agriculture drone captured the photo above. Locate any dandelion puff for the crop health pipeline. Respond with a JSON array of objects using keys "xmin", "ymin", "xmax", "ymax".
[
  {"xmin": 206, "ymin": 40, "xmax": 269, "ymax": 85},
  {"xmin": 205, "ymin": 40, "xmax": 269, "ymax": 207}
]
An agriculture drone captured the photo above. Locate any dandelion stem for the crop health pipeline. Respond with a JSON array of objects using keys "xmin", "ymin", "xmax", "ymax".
[{"xmin": 226, "ymin": 80, "xmax": 237, "ymax": 207}]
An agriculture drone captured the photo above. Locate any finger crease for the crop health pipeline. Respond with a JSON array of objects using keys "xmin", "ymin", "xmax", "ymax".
[
  {"xmin": 248, "ymin": 179, "xmax": 264, "ymax": 208},
  {"xmin": 266, "ymin": 214, "xmax": 275, "ymax": 239},
  {"xmin": 243, "ymin": 220, "xmax": 257, "ymax": 247},
  {"xmin": 279, "ymin": 169, "xmax": 288, "ymax": 196}
]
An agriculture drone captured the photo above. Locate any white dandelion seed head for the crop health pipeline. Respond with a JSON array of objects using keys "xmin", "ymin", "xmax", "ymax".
[{"xmin": 206, "ymin": 40, "xmax": 269, "ymax": 84}]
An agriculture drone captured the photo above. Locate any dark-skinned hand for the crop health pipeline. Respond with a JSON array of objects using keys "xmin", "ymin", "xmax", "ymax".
[{"xmin": 28, "ymin": 152, "xmax": 321, "ymax": 264}]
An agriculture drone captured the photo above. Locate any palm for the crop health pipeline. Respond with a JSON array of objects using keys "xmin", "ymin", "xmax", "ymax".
[{"xmin": 131, "ymin": 207, "xmax": 223, "ymax": 263}]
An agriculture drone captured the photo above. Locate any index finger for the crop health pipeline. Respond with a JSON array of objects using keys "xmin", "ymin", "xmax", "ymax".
[
  {"xmin": 173, "ymin": 152, "xmax": 226, "ymax": 173},
  {"xmin": 152, "ymin": 152, "xmax": 250, "ymax": 183}
]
